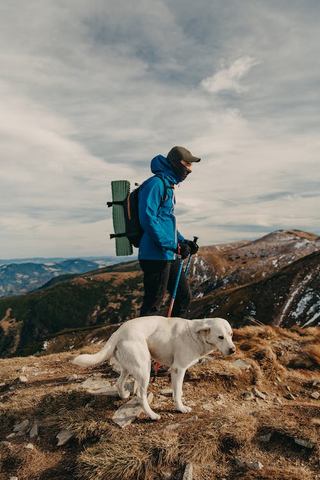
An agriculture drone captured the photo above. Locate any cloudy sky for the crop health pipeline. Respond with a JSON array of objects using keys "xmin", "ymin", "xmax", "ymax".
[{"xmin": 1, "ymin": 0, "xmax": 319, "ymax": 259}]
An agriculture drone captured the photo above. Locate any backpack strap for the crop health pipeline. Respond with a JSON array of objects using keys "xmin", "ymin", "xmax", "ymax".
[{"xmin": 154, "ymin": 175, "xmax": 174, "ymax": 205}]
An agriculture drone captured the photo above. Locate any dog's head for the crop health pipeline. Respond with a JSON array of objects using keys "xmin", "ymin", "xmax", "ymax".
[{"xmin": 195, "ymin": 317, "xmax": 236, "ymax": 356}]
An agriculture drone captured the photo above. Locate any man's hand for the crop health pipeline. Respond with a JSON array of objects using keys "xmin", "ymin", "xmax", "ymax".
[
  {"xmin": 185, "ymin": 239, "xmax": 199, "ymax": 255},
  {"xmin": 177, "ymin": 242, "xmax": 191, "ymax": 259}
]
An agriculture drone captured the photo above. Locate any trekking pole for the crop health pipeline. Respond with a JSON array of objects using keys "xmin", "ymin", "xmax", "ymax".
[
  {"xmin": 153, "ymin": 256, "xmax": 184, "ymax": 379},
  {"xmin": 167, "ymin": 257, "xmax": 185, "ymax": 319}
]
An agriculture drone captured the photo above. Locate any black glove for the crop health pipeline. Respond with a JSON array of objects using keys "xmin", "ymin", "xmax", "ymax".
[
  {"xmin": 177, "ymin": 242, "xmax": 191, "ymax": 259},
  {"xmin": 185, "ymin": 239, "xmax": 199, "ymax": 255}
]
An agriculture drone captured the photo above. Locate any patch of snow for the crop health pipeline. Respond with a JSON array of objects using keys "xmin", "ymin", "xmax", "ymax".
[
  {"xmin": 294, "ymin": 240, "xmax": 309, "ymax": 248},
  {"xmin": 291, "ymin": 292, "xmax": 314, "ymax": 319},
  {"xmin": 302, "ymin": 309, "xmax": 320, "ymax": 327},
  {"xmin": 278, "ymin": 273, "xmax": 314, "ymax": 325}
]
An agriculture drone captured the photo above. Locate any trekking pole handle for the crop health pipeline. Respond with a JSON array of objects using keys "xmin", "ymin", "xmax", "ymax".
[{"xmin": 185, "ymin": 236, "xmax": 199, "ymax": 275}]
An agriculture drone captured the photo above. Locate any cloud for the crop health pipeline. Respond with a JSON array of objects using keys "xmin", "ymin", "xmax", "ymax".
[
  {"xmin": 0, "ymin": 0, "xmax": 320, "ymax": 258},
  {"xmin": 201, "ymin": 56, "xmax": 259, "ymax": 94}
]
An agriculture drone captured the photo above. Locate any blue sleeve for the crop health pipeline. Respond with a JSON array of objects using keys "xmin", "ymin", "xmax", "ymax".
[
  {"xmin": 138, "ymin": 178, "xmax": 178, "ymax": 251},
  {"xmin": 177, "ymin": 230, "xmax": 185, "ymax": 244}
]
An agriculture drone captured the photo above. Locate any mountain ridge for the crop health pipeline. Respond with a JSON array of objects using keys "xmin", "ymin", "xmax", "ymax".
[
  {"xmin": 0, "ymin": 229, "xmax": 319, "ymax": 358},
  {"xmin": 0, "ymin": 257, "xmax": 122, "ymax": 298}
]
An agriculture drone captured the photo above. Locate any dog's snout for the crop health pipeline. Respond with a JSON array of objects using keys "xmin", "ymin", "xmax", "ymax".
[{"xmin": 229, "ymin": 346, "xmax": 236, "ymax": 355}]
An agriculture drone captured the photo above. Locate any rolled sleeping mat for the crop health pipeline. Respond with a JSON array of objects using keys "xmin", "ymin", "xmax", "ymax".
[{"xmin": 111, "ymin": 180, "xmax": 133, "ymax": 256}]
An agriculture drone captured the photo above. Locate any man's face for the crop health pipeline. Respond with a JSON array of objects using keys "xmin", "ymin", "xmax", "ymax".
[{"xmin": 181, "ymin": 160, "xmax": 193, "ymax": 172}]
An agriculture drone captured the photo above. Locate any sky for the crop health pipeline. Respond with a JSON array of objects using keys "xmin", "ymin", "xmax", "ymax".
[{"xmin": 0, "ymin": 0, "xmax": 320, "ymax": 259}]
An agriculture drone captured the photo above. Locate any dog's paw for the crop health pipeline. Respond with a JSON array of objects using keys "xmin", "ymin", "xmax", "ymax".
[
  {"xmin": 149, "ymin": 412, "xmax": 161, "ymax": 421},
  {"xmin": 179, "ymin": 405, "xmax": 192, "ymax": 414},
  {"xmin": 119, "ymin": 390, "xmax": 130, "ymax": 399}
]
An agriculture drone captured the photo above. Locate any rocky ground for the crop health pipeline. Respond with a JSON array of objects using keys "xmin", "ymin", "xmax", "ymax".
[{"xmin": 0, "ymin": 323, "xmax": 319, "ymax": 480}]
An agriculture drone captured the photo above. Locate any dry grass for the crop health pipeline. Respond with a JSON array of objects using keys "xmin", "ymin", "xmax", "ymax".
[
  {"xmin": 1, "ymin": 325, "xmax": 320, "ymax": 480},
  {"xmin": 78, "ymin": 438, "xmax": 149, "ymax": 480},
  {"xmin": 179, "ymin": 420, "xmax": 220, "ymax": 464}
]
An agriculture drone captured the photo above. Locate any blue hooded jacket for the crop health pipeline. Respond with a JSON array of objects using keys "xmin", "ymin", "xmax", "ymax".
[{"xmin": 138, "ymin": 155, "xmax": 185, "ymax": 260}]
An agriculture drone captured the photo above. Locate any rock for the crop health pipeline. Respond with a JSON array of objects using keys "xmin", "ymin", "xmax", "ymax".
[
  {"xmin": 274, "ymin": 397, "xmax": 282, "ymax": 405},
  {"xmin": 202, "ymin": 402, "xmax": 214, "ymax": 411},
  {"xmin": 13, "ymin": 419, "xmax": 29, "ymax": 433},
  {"xmin": 166, "ymin": 416, "xmax": 198, "ymax": 431},
  {"xmin": 25, "ymin": 443, "xmax": 34, "ymax": 450},
  {"xmin": 81, "ymin": 377, "xmax": 111, "ymax": 390},
  {"xmin": 0, "ymin": 441, "xmax": 11, "ymax": 447},
  {"xmin": 231, "ymin": 359, "xmax": 252, "ymax": 370},
  {"xmin": 310, "ymin": 391, "xmax": 320, "ymax": 400},
  {"xmin": 18, "ymin": 376, "xmax": 28, "ymax": 383},
  {"xmin": 160, "ymin": 471, "xmax": 172, "ymax": 479},
  {"xmin": 285, "ymin": 385, "xmax": 291, "ymax": 392},
  {"xmin": 56, "ymin": 429, "xmax": 74, "ymax": 446},
  {"xmin": 9, "ymin": 477, "xmax": 19, "ymax": 480},
  {"xmin": 6, "ymin": 433, "xmax": 16, "ymax": 439},
  {"xmin": 160, "ymin": 388, "xmax": 173, "ymax": 396},
  {"xmin": 67, "ymin": 374, "xmax": 78, "ymax": 381},
  {"xmin": 112, "ymin": 393, "xmax": 154, "ymax": 428},
  {"xmin": 294, "ymin": 438, "xmax": 315, "ymax": 449},
  {"xmin": 312, "ymin": 380, "xmax": 319, "ymax": 387},
  {"xmin": 243, "ymin": 392, "xmax": 254, "ymax": 401},
  {"xmin": 29, "ymin": 422, "xmax": 39, "ymax": 438},
  {"xmin": 183, "ymin": 463, "xmax": 193, "ymax": 480},
  {"xmin": 88, "ymin": 386, "xmax": 118, "ymax": 396},
  {"xmin": 87, "ymin": 380, "xmax": 137, "ymax": 397},
  {"xmin": 247, "ymin": 461, "xmax": 264, "ymax": 470},
  {"xmin": 258, "ymin": 433, "xmax": 272, "ymax": 442},
  {"xmin": 18, "ymin": 367, "xmax": 26, "ymax": 374},
  {"xmin": 284, "ymin": 393, "xmax": 295, "ymax": 400},
  {"xmin": 235, "ymin": 458, "xmax": 263, "ymax": 470},
  {"xmin": 252, "ymin": 387, "xmax": 266, "ymax": 400}
]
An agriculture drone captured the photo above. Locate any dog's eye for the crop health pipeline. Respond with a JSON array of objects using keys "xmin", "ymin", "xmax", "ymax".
[{"xmin": 218, "ymin": 335, "xmax": 224, "ymax": 340}]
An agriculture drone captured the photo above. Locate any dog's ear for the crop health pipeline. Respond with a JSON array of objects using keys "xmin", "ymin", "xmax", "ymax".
[{"xmin": 195, "ymin": 325, "xmax": 210, "ymax": 336}]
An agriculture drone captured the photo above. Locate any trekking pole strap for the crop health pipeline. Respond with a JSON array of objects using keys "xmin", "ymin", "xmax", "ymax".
[{"xmin": 184, "ymin": 236, "xmax": 199, "ymax": 275}]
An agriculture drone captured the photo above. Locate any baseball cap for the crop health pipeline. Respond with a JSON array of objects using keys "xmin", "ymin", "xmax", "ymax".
[{"xmin": 167, "ymin": 146, "xmax": 201, "ymax": 163}]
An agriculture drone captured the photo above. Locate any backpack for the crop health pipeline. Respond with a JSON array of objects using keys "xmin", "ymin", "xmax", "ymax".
[{"xmin": 108, "ymin": 175, "xmax": 172, "ymax": 256}]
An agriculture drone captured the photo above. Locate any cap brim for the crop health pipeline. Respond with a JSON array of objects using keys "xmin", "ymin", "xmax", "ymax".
[{"xmin": 189, "ymin": 156, "xmax": 201, "ymax": 162}]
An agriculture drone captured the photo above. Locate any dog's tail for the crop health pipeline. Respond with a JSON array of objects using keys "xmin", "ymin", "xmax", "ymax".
[{"xmin": 73, "ymin": 338, "xmax": 115, "ymax": 367}]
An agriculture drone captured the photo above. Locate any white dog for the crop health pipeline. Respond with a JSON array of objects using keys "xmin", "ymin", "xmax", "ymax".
[{"xmin": 73, "ymin": 316, "xmax": 235, "ymax": 420}]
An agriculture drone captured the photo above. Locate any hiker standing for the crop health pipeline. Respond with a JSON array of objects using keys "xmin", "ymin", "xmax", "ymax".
[{"xmin": 138, "ymin": 146, "xmax": 201, "ymax": 318}]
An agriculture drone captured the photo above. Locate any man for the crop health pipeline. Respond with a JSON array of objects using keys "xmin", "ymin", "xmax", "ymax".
[{"xmin": 138, "ymin": 146, "xmax": 201, "ymax": 318}]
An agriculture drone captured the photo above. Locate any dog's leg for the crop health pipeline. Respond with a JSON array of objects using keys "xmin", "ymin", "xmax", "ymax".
[
  {"xmin": 115, "ymin": 340, "xmax": 160, "ymax": 421},
  {"xmin": 171, "ymin": 366, "xmax": 191, "ymax": 414},
  {"xmin": 136, "ymin": 369, "xmax": 161, "ymax": 421},
  {"xmin": 116, "ymin": 369, "xmax": 130, "ymax": 399}
]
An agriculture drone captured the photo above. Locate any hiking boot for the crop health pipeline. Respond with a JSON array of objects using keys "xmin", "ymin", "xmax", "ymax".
[{"xmin": 151, "ymin": 362, "xmax": 169, "ymax": 377}]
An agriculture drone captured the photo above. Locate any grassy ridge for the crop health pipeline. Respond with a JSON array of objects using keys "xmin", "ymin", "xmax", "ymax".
[{"xmin": 0, "ymin": 266, "xmax": 143, "ymax": 357}]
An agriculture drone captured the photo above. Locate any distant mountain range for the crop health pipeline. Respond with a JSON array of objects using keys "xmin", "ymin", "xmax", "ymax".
[
  {"xmin": 0, "ymin": 229, "xmax": 319, "ymax": 358},
  {"xmin": 189, "ymin": 230, "xmax": 320, "ymax": 329},
  {"xmin": 0, "ymin": 257, "xmax": 122, "ymax": 298}
]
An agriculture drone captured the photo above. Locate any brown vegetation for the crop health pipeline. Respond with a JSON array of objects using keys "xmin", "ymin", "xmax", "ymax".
[{"xmin": 0, "ymin": 324, "xmax": 319, "ymax": 479}]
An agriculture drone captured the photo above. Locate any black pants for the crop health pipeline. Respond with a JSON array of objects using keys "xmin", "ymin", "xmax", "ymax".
[{"xmin": 139, "ymin": 258, "xmax": 192, "ymax": 318}]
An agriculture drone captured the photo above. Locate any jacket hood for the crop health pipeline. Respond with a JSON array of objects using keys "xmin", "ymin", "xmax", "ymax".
[{"xmin": 150, "ymin": 155, "xmax": 183, "ymax": 184}]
